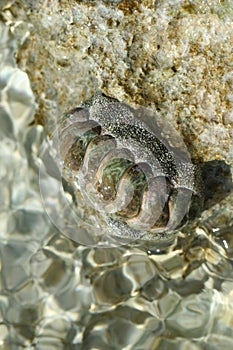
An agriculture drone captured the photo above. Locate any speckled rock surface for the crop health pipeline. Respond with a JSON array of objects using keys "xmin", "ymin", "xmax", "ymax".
[{"xmin": 1, "ymin": 0, "xmax": 232, "ymax": 164}]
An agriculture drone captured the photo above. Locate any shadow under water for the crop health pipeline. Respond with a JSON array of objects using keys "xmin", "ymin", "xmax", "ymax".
[{"xmin": 200, "ymin": 159, "xmax": 233, "ymax": 210}]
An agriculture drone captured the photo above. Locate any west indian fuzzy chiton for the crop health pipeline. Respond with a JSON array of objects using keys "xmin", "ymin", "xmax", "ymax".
[{"xmin": 40, "ymin": 92, "xmax": 203, "ymax": 246}]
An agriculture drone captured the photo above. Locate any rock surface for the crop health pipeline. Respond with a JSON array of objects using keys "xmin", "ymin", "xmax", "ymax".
[
  {"xmin": 1, "ymin": 0, "xmax": 232, "ymax": 164},
  {"xmin": 0, "ymin": 1, "xmax": 233, "ymax": 349}
]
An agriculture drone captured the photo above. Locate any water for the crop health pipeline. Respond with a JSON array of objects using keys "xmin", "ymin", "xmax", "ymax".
[{"xmin": 0, "ymin": 15, "xmax": 233, "ymax": 350}]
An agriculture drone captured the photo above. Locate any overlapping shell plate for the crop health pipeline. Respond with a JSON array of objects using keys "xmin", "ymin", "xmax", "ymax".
[{"xmin": 40, "ymin": 93, "xmax": 203, "ymax": 246}]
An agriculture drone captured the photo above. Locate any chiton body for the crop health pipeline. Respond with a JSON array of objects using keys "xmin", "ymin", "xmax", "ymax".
[{"xmin": 58, "ymin": 93, "xmax": 203, "ymax": 239}]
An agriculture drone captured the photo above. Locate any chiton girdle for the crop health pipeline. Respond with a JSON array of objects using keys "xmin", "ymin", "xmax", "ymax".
[{"xmin": 57, "ymin": 93, "xmax": 203, "ymax": 240}]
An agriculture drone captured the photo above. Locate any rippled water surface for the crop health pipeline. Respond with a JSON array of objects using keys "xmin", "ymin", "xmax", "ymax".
[{"xmin": 0, "ymin": 17, "xmax": 233, "ymax": 350}]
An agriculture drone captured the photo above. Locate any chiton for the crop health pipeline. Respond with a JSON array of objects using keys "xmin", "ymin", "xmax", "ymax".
[{"xmin": 58, "ymin": 93, "xmax": 203, "ymax": 239}]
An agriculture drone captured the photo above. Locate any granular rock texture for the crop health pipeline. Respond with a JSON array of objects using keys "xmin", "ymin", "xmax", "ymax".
[{"xmin": 1, "ymin": 0, "xmax": 232, "ymax": 164}]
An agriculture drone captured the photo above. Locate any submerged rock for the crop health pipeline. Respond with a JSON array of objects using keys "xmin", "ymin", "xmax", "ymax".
[{"xmin": 0, "ymin": 1, "xmax": 233, "ymax": 349}]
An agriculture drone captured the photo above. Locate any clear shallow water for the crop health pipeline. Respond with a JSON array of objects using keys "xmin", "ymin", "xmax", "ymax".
[{"xmin": 0, "ymin": 21, "xmax": 233, "ymax": 350}]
